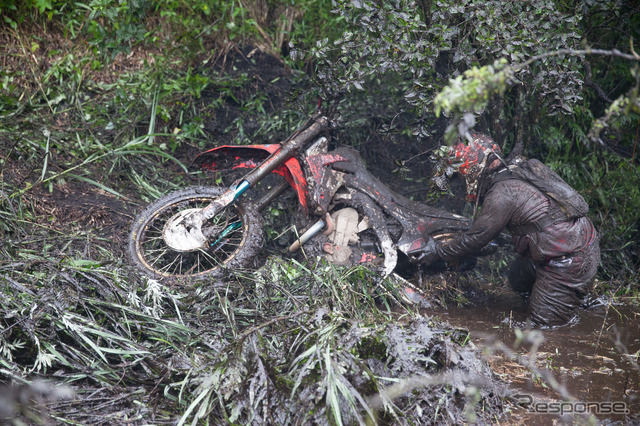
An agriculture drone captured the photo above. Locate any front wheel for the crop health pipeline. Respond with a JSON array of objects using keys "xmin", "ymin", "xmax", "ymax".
[{"xmin": 128, "ymin": 186, "xmax": 263, "ymax": 281}]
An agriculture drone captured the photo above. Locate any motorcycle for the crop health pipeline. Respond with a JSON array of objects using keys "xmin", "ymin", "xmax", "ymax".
[{"xmin": 128, "ymin": 113, "xmax": 471, "ymax": 282}]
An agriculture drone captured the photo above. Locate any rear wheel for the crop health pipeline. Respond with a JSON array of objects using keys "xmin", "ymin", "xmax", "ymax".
[{"xmin": 128, "ymin": 186, "xmax": 263, "ymax": 280}]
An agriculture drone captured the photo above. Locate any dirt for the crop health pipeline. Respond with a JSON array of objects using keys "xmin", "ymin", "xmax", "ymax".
[
  {"xmin": 32, "ymin": 183, "xmax": 132, "ymax": 235},
  {"xmin": 201, "ymin": 46, "xmax": 294, "ymax": 139}
]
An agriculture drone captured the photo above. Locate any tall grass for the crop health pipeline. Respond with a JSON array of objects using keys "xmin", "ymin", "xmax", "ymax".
[{"xmin": 0, "ymin": 231, "xmax": 505, "ymax": 424}]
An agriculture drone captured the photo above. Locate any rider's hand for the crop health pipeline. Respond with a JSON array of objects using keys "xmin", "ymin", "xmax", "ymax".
[{"xmin": 409, "ymin": 238, "xmax": 440, "ymax": 265}]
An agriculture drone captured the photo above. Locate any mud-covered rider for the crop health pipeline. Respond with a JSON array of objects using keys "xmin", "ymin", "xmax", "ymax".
[{"xmin": 413, "ymin": 133, "xmax": 600, "ymax": 327}]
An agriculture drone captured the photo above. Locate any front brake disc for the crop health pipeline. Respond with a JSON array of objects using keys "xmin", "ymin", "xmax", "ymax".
[{"xmin": 162, "ymin": 209, "xmax": 207, "ymax": 252}]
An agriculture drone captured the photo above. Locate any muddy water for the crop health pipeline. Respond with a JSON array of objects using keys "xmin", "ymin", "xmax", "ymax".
[{"xmin": 428, "ymin": 287, "xmax": 640, "ymax": 423}]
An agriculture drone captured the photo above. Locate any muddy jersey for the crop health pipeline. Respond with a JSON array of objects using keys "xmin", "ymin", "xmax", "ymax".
[{"xmin": 436, "ymin": 178, "xmax": 597, "ymax": 263}]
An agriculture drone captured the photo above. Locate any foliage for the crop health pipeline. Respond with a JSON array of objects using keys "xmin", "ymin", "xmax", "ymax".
[
  {"xmin": 1, "ymin": 0, "xmax": 342, "ymax": 59},
  {"xmin": 589, "ymin": 65, "xmax": 640, "ymax": 144},
  {"xmin": 433, "ymin": 58, "xmax": 512, "ymax": 142},
  {"xmin": 296, "ymin": 0, "xmax": 585, "ymax": 139}
]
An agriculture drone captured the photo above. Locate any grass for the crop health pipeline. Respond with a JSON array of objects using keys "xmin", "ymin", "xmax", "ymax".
[{"xmin": 0, "ymin": 242, "xmax": 505, "ymax": 424}]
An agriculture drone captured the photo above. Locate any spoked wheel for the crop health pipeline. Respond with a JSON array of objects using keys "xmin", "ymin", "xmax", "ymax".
[{"xmin": 128, "ymin": 186, "xmax": 263, "ymax": 280}]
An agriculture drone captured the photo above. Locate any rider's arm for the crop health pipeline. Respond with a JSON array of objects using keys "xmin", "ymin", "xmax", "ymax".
[{"xmin": 436, "ymin": 183, "xmax": 516, "ymax": 262}]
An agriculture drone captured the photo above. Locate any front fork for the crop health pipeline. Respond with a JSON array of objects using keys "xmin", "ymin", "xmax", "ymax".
[
  {"xmin": 199, "ymin": 179, "xmax": 250, "ymax": 221},
  {"xmin": 199, "ymin": 116, "xmax": 329, "ymax": 221}
]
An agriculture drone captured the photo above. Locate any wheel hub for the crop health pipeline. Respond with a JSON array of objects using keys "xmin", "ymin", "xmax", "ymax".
[{"xmin": 163, "ymin": 209, "xmax": 207, "ymax": 252}]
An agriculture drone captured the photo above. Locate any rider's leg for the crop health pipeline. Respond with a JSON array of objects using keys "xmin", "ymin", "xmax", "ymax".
[
  {"xmin": 528, "ymin": 240, "xmax": 600, "ymax": 326},
  {"xmin": 508, "ymin": 256, "xmax": 536, "ymax": 295}
]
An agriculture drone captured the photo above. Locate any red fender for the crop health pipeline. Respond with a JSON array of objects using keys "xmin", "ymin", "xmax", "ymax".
[{"xmin": 194, "ymin": 145, "xmax": 309, "ymax": 211}]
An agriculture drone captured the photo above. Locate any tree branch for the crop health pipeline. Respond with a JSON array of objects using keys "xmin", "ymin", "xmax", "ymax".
[{"xmin": 514, "ymin": 48, "xmax": 640, "ymax": 73}]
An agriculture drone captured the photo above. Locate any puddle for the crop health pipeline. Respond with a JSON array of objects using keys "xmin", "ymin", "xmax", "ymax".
[{"xmin": 428, "ymin": 285, "xmax": 640, "ymax": 423}]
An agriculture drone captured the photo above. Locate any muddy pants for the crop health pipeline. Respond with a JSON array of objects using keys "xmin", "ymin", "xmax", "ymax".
[{"xmin": 508, "ymin": 239, "xmax": 600, "ymax": 326}]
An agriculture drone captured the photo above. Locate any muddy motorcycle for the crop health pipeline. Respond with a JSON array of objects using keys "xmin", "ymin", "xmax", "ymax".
[{"xmin": 128, "ymin": 114, "xmax": 471, "ymax": 281}]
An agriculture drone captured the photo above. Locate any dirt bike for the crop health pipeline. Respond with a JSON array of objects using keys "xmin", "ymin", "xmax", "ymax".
[{"xmin": 128, "ymin": 113, "xmax": 471, "ymax": 282}]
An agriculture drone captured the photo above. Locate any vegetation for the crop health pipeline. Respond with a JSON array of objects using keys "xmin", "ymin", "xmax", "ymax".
[{"xmin": 0, "ymin": 0, "xmax": 639, "ymax": 423}]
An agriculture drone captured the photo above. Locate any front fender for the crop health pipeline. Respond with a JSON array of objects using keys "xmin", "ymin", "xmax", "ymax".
[{"xmin": 194, "ymin": 145, "xmax": 309, "ymax": 211}]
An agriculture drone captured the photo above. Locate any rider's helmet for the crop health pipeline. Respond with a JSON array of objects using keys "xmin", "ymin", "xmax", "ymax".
[{"xmin": 448, "ymin": 132, "xmax": 503, "ymax": 200}]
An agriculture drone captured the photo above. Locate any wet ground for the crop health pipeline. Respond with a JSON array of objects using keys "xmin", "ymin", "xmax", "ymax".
[{"xmin": 427, "ymin": 282, "xmax": 640, "ymax": 424}]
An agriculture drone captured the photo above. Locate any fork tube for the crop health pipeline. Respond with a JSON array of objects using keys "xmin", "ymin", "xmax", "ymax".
[
  {"xmin": 242, "ymin": 116, "xmax": 329, "ymax": 187},
  {"xmin": 255, "ymin": 180, "xmax": 291, "ymax": 212},
  {"xmin": 234, "ymin": 180, "xmax": 251, "ymax": 200}
]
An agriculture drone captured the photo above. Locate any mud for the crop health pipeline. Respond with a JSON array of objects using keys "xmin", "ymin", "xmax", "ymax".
[
  {"xmin": 200, "ymin": 46, "xmax": 293, "ymax": 142},
  {"xmin": 32, "ymin": 182, "xmax": 132, "ymax": 232},
  {"xmin": 426, "ymin": 280, "xmax": 640, "ymax": 424}
]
